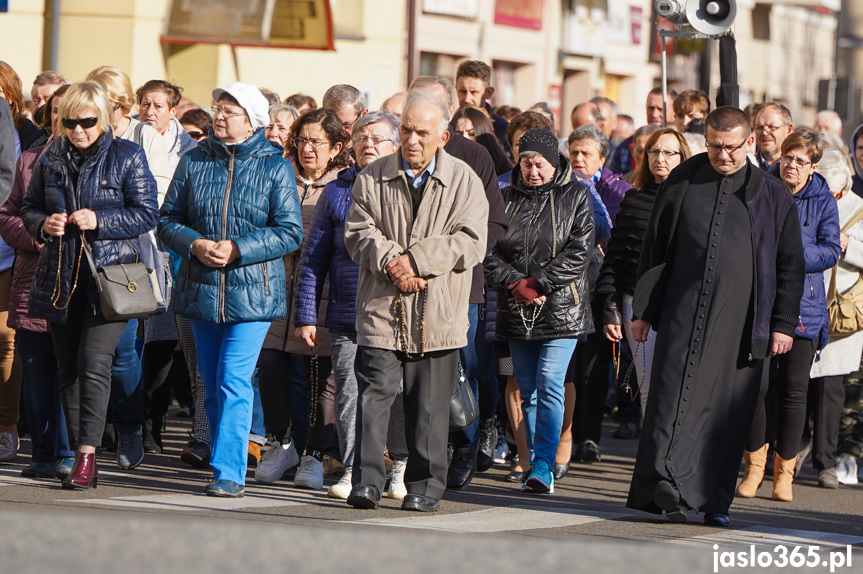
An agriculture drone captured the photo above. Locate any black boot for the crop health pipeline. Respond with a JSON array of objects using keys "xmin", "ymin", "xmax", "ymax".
[
  {"xmin": 476, "ymin": 417, "xmax": 498, "ymax": 472},
  {"xmin": 446, "ymin": 445, "xmax": 478, "ymax": 490},
  {"xmin": 142, "ymin": 419, "xmax": 162, "ymax": 454}
]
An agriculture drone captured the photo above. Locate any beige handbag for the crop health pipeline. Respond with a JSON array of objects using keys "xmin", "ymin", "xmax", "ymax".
[{"xmin": 827, "ymin": 209, "xmax": 863, "ymax": 336}]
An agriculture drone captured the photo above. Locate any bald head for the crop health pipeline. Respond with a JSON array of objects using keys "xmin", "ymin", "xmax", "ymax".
[
  {"xmin": 571, "ymin": 102, "xmax": 601, "ymax": 131},
  {"xmin": 381, "ymin": 93, "xmax": 407, "ymax": 117}
]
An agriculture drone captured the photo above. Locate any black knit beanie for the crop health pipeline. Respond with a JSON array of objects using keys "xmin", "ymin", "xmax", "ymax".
[{"xmin": 517, "ymin": 128, "xmax": 560, "ymax": 168}]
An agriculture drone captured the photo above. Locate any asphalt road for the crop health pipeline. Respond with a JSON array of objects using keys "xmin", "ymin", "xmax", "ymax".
[{"xmin": 1, "ymin": 412, "xmax": 861, "ymax": 574}]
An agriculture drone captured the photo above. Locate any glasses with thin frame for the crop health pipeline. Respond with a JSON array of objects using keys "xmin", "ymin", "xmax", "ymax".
[
  {"xmin": 293, "ymin": 137, "xmax": 330, "ymax": 150},
  {"xmin": 647, "ymin": 148, "xmax": 681, "ymax": 158},
  {"xmin": 755, "ymin": 124, "xmax": 788, "ymax": 134},
  {"xmin": 780, "ymin": 154, "xmax": 813, "ymax": 168},
  {"xmin": 354, "ymin": 136, "xmax": 392, "ymax": 147},
  {"xmin": 706, "ymin": 139, "xmax": 748, "ymax": 155},
  {"xmin": 211, "ymin": 105, "xmax": 246, "ymax": 118}
]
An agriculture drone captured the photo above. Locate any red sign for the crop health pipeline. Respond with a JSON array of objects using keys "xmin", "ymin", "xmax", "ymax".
[
  {"xmin": 494, "ymin": 0, "xmax": 543, "ymax": 30},
  {"xmin": 631, "ymin": 6, "xmax": 643, "ymax": 45},
  {"xmin": 650, "ymin": 14, "xmax": 676, "ymax": 61},
  {"xmin": 548, "ymin": 84, "xmax": 562, "ymax": 135}
]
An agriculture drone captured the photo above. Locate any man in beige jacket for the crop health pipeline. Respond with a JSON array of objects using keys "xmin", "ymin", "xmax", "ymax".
[{"xmin": 344, "ymin": 91, "xmax": 489, "ymax": 512}]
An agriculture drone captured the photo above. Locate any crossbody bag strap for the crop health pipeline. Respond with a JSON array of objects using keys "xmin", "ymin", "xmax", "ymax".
[
  {"xmin": 829, "ymin": 207, "xmax": 863, "ymax": 302},
  {"xmin": 81, "ymin": 234, "xmax": 99, "ymax": 281}
]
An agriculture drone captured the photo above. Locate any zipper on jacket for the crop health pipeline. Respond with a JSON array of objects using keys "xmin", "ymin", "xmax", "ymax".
[
  {"xmin": 12, "ymin": 254, "xmax": 34, "ymax": 288},
  {"xmin": 218, "ymin": 147, "xmax": 236, "ymax": 322},
  {"xmin": 184, "ymin": 261, "xmax": 190, "ymax": 290},
  {"xmin": 261, "ymin": 262, "xmax": 269, "ymax": 295},
  {"xmin": 808, "ymin": 273, "xmax": 814, "ymax": 297}
]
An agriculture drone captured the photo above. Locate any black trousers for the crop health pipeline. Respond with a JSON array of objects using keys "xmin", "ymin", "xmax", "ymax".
[
  {"xmin": 50, "ymin": 287, "xmax": 128, "ymax": 449},
  {"xmin": 143, "ymin": 339, "xmax": 177, "ymax": 429},
  {"xmin": 805, "ymin": 375, "xmax": 845, "ymax": 470},
  {"xmin": 353, "ymin": 346, "xmax": 457, "ymax": 500}
]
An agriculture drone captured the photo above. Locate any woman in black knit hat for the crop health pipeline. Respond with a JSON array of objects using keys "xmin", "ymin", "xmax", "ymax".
[{"xmin": 596, "ymin": 128, "xmax": 690, "ymax": 415}]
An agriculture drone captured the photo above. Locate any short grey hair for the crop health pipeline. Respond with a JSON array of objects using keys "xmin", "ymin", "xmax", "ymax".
[
  {"xmin": 590, "ymin": 96, "xmax": 618, "ymax": 116},
  {"xmin": 352, "ymin": 111, "xmax": 400, "ymax": 145},
  {"xmin": 816, "ymin": 148, "xmax": 853, "ymax": 194},
  {"xmin": 519, "ymin": 150, "xmax": 542, "ymax": 160},
  {"xmin": 403, "ymin": 90, "xmax": 450, "ymax": 137},
  {"xmin": 322, "ymin": 84, "xmax": 365, "ymax": 115},
  {"xmin": 567, "ymin": 124, "xmax": 610, "ymax": 158},
  {"xmin": 407, "ymin": 76, "xmax": 455, "ymax": 112},
  {"xmin": 268, "ymin": 103, "xmax": 300, "ymax": 122},
  {"xmin": 683, "ymin": 132, "xmax": 707, "ymax": 155}
]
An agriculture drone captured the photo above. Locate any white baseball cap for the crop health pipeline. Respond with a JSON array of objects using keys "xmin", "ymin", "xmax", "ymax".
[{"xmin": 211, "ymin": 82, "xmax": 270, "ymax": 131}]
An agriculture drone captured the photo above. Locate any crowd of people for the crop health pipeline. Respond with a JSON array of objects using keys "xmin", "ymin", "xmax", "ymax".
[{"xmin": 0, "ymin": 56, "xmax": 861, "ymax": 523}]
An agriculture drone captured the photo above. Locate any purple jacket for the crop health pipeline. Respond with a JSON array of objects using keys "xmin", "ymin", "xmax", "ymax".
[{"xmin": 595, "ymin": 167, "xmax": 631, "ymax": 224}]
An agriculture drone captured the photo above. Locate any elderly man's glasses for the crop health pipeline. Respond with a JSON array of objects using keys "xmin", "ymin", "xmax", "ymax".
[
  {"xmin": 294, "ymin": 137, "xmax": 329, "ymax": 150},
  {"xmin": 780, "ymin": 154, "xmax": 813, "ymax": 168},
  {"xmin": 62, "ymin": 117, "xmax": 98, "ymax": 129},
  {"xmin": 211, "ymin": 105, "xmax": 246, "ymax": 118},
  {"xmin": 706, "ymin": 139, "xmax": 748, "ymax": 155},
  {"xmin": 647, "ymin": 148, "xmax": 681, "ymax": 158},
  {"xmin": 755, "ymin": 124, "xmax": 787, "ymax": 134},
  {"xmin": 354, "ymin": 136, "xmax": 391, "ymax": 146}
]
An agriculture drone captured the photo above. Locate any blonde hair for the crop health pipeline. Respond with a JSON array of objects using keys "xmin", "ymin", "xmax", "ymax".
[
  {"xmin": 86, "ymin": 65, "xmax": 135, "ymax": 114},
  {"xmin": 58, "ymin": 82, "xmax": 114, "ymax": 136}
]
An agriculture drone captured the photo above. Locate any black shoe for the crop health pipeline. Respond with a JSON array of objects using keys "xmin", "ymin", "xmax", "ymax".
[
  {"xmin": 553, "ymin": 461, "xmax": 570, "ymax": 480},
  {"xmin": 580, "ymin": 440, "xmax": 601, "ymax": 463},
  {"xmin": 401, "ymin": 494, "xmax": 440, "ymax": 512},
  {"xmin": 21, "ymin": 461, "xmax": 55, "ymax": 478},
  {"xmin": 205, "ymin": 479, "xmax": 244, "ymax": 498},
  {"xmin": 181, "ymin": 440, "xmax": 211, "ymax": 469},
  {"xmin": 117, "ymin": 430, "xmax": 145, "ymax": 470},
  {"xmin": 612, "ymin": 421, "xmax": 640, "ymax": 440},
  {"xmin": 505, "ymin": 468, "xmax": 529, "ymax": 483},
  {"xmin": 704, "ymin": 513, "xmax": 730, "ymax": 527},
  {"xmin": 476, "ymin": 417, "xmax": 498, "ymax": 472},
  {"xmin": 654, "ymin": 480, "xmax": 687, "ymax": 523},
  {"xmin": 446, "ymin": 446, "xmax": 478, "ymax": 490},
  {"xmin": 347, "ymin": 484, "xmax": 381, "ymax": 509}
]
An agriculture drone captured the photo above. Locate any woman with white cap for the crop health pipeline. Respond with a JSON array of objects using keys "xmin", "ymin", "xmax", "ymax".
[{"xmin": 159, "ymin": 82, "xmax": 303, "ymax": 497}]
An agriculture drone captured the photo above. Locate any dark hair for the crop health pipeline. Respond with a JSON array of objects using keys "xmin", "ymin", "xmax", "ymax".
[
  {"xmin": 451, "ymin": 107, "xmax": 494, "ymax": 137},
  {"xmin": 285, "ymin": 93, "xmax": 317, "ymax": 111},
  {"xmin": 631, "ymin": 127, "xmax": 691, "ymax": 192},
  {"xmin": 507, "ymin": 111, "xmax": 554, "ymax": 149},
  {"xmin": 456, "ymin": 60, "xmax": 492, "ymax": 85},
  {"xmin": 705, "ymin": 106, "xmax": 752, "ymax": 137},
  {"xmin": 476, "ymin": 132, "xmax": 512, "ymax": 176},
  {"xmin": 41, "ymin": 83, "xmax": 70, "ymax": 130},
  {"xmin": 781, "ymin": 127, "xmax": 825, "ymax": 164},
  {"xmin": 284, "ymin": 108, "xmax": 352, "ymax": 174},
  {"xmin": 136, "ymin": 79, "xmax": 183, "ymax": 109},
  {"xmin": 648, "ymin": 86, "xmax": 678, "ymax": 99},
  {"xmin": 685, "ymin": 117, "xmax": 706, "ymax": 135},
  {"xmin": 0, "ymin": 61, "xmax": 26, "ymax": 129},
  {"xmin": 495, "ymin": 105, "xmax": 521, "ymax": 121},
  {"xmin": 179, "ymin": 108, "xmax": 213, "ymax": 134}
]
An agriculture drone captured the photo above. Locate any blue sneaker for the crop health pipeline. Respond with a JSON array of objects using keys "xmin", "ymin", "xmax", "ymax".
[
  {"xmin": 52, "ymin": 457, "xmax": 75, "ymax": 480},
  {"xmin": 493, "ymin": 434, "xmax": 510, "ymax": 464},
  {"xmin": 522, "ymin": 460, "xmax": 554, "ymax": 494},
  {"xmin": 205, "ymin": 479, "xmax": 245, "ymax": 498}
]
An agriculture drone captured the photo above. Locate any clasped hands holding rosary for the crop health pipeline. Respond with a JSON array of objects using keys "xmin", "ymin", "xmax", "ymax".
[{"xmin": 43, "ymin": 210, "xmax": 98, "ymax": 236}]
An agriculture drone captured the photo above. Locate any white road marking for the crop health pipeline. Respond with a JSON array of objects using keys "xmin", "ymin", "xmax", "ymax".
[
  {"xmin": 65, "ymin": 486, "xmax": 326, "ymax": 511},
  {"xmin": 345, "ymin": 504, "xmax": 627, "ymax": 533},
  {"xmin": 675, "ymin": 525, "xmax": 863, "ymax": 550}
]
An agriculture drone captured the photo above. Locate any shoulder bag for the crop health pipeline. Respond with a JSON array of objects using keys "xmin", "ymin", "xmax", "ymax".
[
  {"xmin": 827, "ymin": 208, "xmax": 863, "ymax": 336},
  {"xmin": 83, "ymin": 235, "xmax": 161, "ymax": 321}
]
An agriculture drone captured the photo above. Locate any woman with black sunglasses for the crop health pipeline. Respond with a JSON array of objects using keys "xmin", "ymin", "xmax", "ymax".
[{"xmin": 19, "ymin": 81, "xmax": 159, "ymax": 490}]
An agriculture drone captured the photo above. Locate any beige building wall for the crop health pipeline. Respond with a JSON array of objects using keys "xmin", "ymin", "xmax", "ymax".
[{"xmin": 0, "ymin": 1, "xmax": 49, "ymax": 89}]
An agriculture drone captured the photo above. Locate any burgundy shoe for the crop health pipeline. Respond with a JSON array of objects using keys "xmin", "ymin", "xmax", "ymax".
[{"xmin": 62, "ymin": 452, "xmax": 98, "ymax": 490}]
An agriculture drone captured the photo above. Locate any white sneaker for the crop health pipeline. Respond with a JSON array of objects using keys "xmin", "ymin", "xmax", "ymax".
[
  {"xmin": 327, "ymin": 469, "xmax": 353, "ymax": 499},
  {"xmin": 254, "ymin": 440, "xmax": 299, "ymax": 483},
  {"xmin": 835, "ymin": 453, "xmax": 859, "ymax": 485},
  {"xmin": 294, "ymin": 455, "xmax": 324, "ymax": 489},
  {"xmin": 0, "ymin": 432, "xmax": 18, "ymax": 462},
  {"xmin": 388, "ymin": 459, "xmax": 408, "ymax": 499}
]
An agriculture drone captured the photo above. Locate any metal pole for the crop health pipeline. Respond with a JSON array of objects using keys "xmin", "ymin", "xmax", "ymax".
[
  {"xmin": 406, "ymin": 0, "xmax": 417, "ymax": 85},
  {"xmin": 661, "ymin": 29, "xmax": 668, "ymax": 127},
  {"xmin": 49, "ymin": 0, "xmax": 60, "ymax": 71}
]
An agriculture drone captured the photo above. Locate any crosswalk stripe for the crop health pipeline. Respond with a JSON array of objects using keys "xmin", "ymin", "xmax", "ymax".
[
  {"xmin": 65, "ymin": 485, "xmax": 324, "ymax": 511},
  {"xmin": 675, "ymin": 525, "xmax": 863, "ymax": 550},
  {"xmin": 344, "ymin": 504, "xmax": 628, "ymax": 533}
]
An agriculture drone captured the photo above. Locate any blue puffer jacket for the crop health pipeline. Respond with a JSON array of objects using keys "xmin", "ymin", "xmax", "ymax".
[
  {"xmin": 293, "ymin": 164, "xmax": 360, "ymax": 332},
  {"xmin": 770, "ymin": 167, "xmax": 841, "ymax": 349},
  {"xmin": 20, "ymin": 133, "xmax": 159, "ymax": 324},
  {"xmin": 158, "ymin": 128, "xmax": 303, "ymax": 324}
]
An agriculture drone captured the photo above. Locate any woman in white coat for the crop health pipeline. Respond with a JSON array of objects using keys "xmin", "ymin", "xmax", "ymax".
[{"xmin": 809, "ymin": 148, "xmax": 863, "ymax": 487}]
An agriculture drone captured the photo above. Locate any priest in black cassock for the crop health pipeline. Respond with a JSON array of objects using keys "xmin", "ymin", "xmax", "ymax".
[{"xmin": 626, "ymin": 107, "xmax": 805, "ymax": 527}]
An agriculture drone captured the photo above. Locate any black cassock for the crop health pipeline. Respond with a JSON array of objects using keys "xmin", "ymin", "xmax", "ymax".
[{"xmin": 627, "ymin": 162, "xmax": 767, "ymax": 516}]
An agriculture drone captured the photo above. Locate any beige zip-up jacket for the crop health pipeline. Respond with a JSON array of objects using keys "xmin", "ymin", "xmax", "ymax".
[{"xmin": 345, "ymin": 148, "xmax": 489, "ymax": 353}]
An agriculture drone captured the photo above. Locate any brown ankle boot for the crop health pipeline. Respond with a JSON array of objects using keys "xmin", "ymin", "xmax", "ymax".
[
  {"xmin": 772, "ymin": 452, "xmax": 798, "ymax": 502},
  {"xmin": 736, "ymin": 443, "xmax": 769, "ymax": 498}
]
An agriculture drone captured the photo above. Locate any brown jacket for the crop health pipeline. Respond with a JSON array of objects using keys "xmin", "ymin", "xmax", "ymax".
[
  {"xmin": 345, "ymin": 148, "xmax": 488, "ymax": 353},
  {"xmin": 262, "ymin": 162, "xmax": 338, "ymax": 355}
]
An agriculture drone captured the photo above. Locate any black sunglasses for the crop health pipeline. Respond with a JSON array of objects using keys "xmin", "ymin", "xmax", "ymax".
[
  {"xmin": 62, "ymin": 117, "xmax": 98, "ymax": 130},
  {"xmin": 186, "ymin": 131, "xmax": 206, "ymax": 141}
]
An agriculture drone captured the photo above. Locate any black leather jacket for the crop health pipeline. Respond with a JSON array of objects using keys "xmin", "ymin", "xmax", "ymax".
[{"xmin": 485, "ymin": 156, "xmax": 595, "ymax": 340}]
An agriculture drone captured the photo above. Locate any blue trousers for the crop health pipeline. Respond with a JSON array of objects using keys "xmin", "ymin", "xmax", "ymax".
[
  {"xmin": 17, "ymin": 329, "xmax": 73, "ymax": 463},
  {"xmin": 109, "ymin": 319, "xmax": 144, "ymax": 433},
  {"xmin": 190, "ymin": 319, "xmax": 270, "ymax": 485},
  {"xmin": 509, "ymin": 339, "xmax": 578, "ymax": 467}
]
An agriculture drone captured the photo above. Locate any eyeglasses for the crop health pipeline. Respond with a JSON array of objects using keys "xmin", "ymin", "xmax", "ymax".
[
  {"xmin": 755, "ymin": 124, "xmax": 787, "ymax": 134},
  {"xmin": 62, "ymin": 117, "xmax": 98, "ymax": 130},
  {"xmin": 293, "ymin": 137, "xmax": 329, "ymax": 150},
  {"xmin": 647, "ymin": 149, "xmax": 681, "ymax": 158},
  {"xmin": 186, "ymin": 131, "xmax": 206, "ymax": 141},
  {"xmin": 354, "ymin": 136, "xmax": 392, "ymax": 146},
  {"xmin": 706, "ymin": 139, "xmax": 748, "ymax": 155},
  {"xmin": 780, "ymin": 154, "xmax": 813, "ymax": 168},
  {"xmin": 211, "ymin": 105, "xmax": 246, "ymax": 118}
]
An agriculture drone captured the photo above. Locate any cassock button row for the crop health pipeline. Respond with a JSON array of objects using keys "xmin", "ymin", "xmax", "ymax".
[
  {"xmin": 712, "ymin": 243, "xmax": 717, "ymax": 247},
  {"xmin": 690, "ymin": 361, "xmax": 695, "ymax": 365},
  {"xmin": 686, "ymin": 386, "xmax": 691, "ymax": 389},
  {"xmin": 688, "ymin": 374, "xmax": 692, "ymax": 378},
  {"xmin": 708, "ymin": 267, "xmax": 713, "ymax": 271}
]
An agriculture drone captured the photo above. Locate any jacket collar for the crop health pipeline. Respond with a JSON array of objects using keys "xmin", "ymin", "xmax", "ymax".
[
  {"xmin": 199, "ymin": 128, "xmax": 276, "ymax": 160},
  {"xmin": 380, "ymin": 147, "xmax": 456, "ymax": 188},
  {"xmin": 44, "ymin": 128, "xmax": 115, "ymax": 168}
]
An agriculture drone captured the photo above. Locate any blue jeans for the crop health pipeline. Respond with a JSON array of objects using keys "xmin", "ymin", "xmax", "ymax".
[
  {"xmin": 509, "ymin": 339, "xmax": 578, "ymax": 467},
  {"xmin": 250, "ymin": 369, "xmax": 266, "ymax": 445},
  {"xmin": 17, "ymin": 330, "xmax": 73, "ymax": 463},
  {"xmin": 109, "ymin": 319, "xmax": 144, "ymax": 433},
  {"xmin": 190, "ymin": 319, "xmax": 270, "ymax": 485}
]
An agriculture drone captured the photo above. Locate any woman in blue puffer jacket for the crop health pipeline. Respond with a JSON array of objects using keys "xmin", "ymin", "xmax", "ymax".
[
  {"xmin": 741, "ymin": 128, "xmax": 841, "ymax": 503},
  {"xmin": 159, "ymin": 83, "xmax": 303, "ymax": 498},
  {"xmin": 20, "ymin": 81, "xmax": 159, "ymax": 490}
]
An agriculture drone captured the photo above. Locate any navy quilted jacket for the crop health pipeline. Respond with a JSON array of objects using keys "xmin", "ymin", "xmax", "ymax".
[
  {"xmin": 20, "ymin": 133, "xmax": 159, "ymax": 324},
  {"xmin": 158, "ymin": 128, "xmax": 303, "ymax": 324},
  {"xmin": 293, "ymin": 164, "xmax": 359, "ymax": 332}
]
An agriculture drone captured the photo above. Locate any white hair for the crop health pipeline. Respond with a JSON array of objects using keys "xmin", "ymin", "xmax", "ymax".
[
  {"xmin": 816, "ymin": 148, "xmax": 853, "ymax": 193},
  {"xmin": 403, "ymin": 90, "xmax": 450, "ymax": 137},
  {"xmin": 352, "ymin": 111, "xmax": 400, "ymax": 145}
]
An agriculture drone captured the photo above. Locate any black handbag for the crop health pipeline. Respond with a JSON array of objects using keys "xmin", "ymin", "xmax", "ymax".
[
  {"xmin": 83, "ymin": 236, "xmax": 160, "ymax": 321},
  {"xmin": 449, "ymin": 361, "xmax": 479, "ymax": 431}
]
